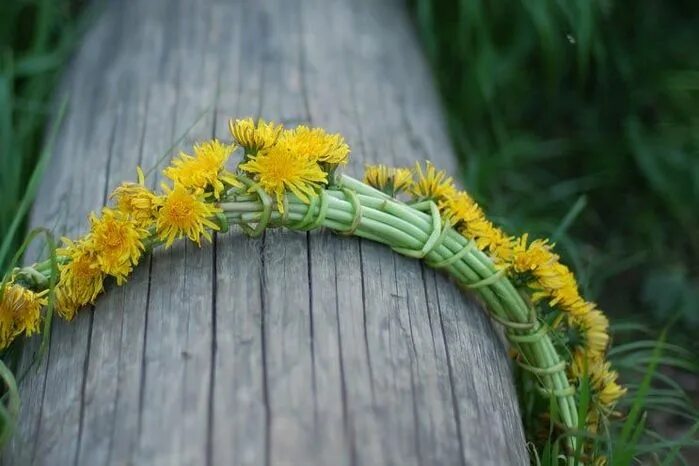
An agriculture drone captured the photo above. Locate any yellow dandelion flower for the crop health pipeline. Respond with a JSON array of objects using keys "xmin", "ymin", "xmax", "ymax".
[
  {"xmin": 240, "ymin": 142, "xmax": 327, "ymax": 212},
  {"xmin": 569, "ymin": 350, "xmax": 588, "ymax": 381},
  {"xmin": 438, "ymin": 191, "xmax": 482, "ymax": 226},
  {"xmin": 598, "ymin": 379, "xmax": 626, "ymax": 408},
  {"xmin": 0, "ymin": 283, "xmax": 46, "ymax": 349},
  {"xmin": 14, "ymin": 289, "xmax": 45, "ymax": 337},
  {"xmin": 570, "ymin": 353, "xmax": 626, "ymax": 408},
  {"xmin": 591, "ymin": 361, "xmax": 626, "ymax": 407},
  {"xmin": 90, "ymin": 208, "xmax": 149, "ymax": 284},
  {"xmin": 490, "ymin": 239, "xmax": 517, "ymax": 266},
  {"xmin": 163, "ymin": 139, "xmax": 241, "ymax": 199},
  {"xmin": 411, "ymin": 161, "xmax": 457, "ymax": 201},
  {"xmin": 571, "ymin": 308, "xmax": 610, "ymax": 358},
  {"xmin": 111, "ymin": 167, "xmax": 161, "ymax": 226},
  {"xmin": 393, "ymin": 168, "xmax": 414, "ymax": 192},
  {"xmin": 508, "ymin": 234, "xmax": 557, "ymax": 274},
  {"xmin": 156, "ymin": 184, "xmax": 221, "ymax": 247},
  {"xmin": 229, "ymin": 117, "xmax": 282, "ymax": 153},
  {"xmin": 364, "ymin": 164, "xmax": 389, "ymax": 189},
  {"xmin": 437, "ymin": 190, "xmax": 512, "ymax": 259},
  {"xmin": 569, "ymin": 355, "xmax": 605, "ymax": 432},
  {"xmin": 466, "ymin": 218, "xmax": 511, "ymax": 253},
  {"xmin": 279, "ymin": 125, "xmax": 350, "ymax": 165},
  {"xmin": 57, "ymin": 238, "xmax": 105, "ymax": 314},
  {"xmin": 534, "ymin": 262, "xmax": 573, "ymax": 291},
  {"xmin": 364, "ymin": 164, "xmax": 413, "ymax": 194},
  {"xmin": 556, "ymin": 289, "xmax": 595, "ymax": 316},
  {"xmin": 55, "ymin": 286, "xmax": 80, "ymax": 321},
  {"xmin": 532, "ymin": 261, "xmax": 585, "ymax": 310}
]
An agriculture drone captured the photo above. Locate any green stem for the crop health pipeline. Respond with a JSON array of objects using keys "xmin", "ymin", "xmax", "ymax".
[{"xmin": 224, "ymin": 183, "xmax": 577, "ymax": 450}]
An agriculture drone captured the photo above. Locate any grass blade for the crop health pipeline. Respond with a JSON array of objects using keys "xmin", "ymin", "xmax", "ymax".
[{"xmin": 0, "ymin": 96, "xmax": 68, "ymax": 270}]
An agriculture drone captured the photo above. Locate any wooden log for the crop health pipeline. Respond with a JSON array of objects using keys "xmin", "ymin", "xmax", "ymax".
[{"xmin": 4, "ymin": 0, "xmax": 528, "ymax": 465}]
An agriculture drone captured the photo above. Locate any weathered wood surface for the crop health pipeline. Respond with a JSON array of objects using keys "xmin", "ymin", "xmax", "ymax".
[{"xmin": 4, "ymin": 0, "xmax": 528, "ymax": 465}]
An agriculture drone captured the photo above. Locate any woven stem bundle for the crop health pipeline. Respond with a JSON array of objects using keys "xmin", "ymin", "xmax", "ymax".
[{"xmin": 221, "ymin": 174, "xmax": 579, "ymax": 454}]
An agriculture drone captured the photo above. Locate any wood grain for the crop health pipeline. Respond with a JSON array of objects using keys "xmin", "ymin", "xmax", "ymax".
[{"xmin": 4, "ymin": 0, "xmax": 528, "ymax": 465}]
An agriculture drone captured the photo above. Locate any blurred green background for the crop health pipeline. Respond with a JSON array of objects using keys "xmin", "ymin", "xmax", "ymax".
[
  {"xmin": 0, "ymin": 0, "xmax": 86, "ymax": 271},
  {"xmin": 410, "ymin": 0, "xmax": 699, "ymax": 343}
]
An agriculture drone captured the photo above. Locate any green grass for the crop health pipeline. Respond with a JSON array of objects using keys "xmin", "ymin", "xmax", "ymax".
[
  {"xmin": 0, "ymin": 0, "xmax": 87, "ymax": 272},
  {"xmin": 410, "ymin": 0, "xmax": 699, "ymax": 462}
]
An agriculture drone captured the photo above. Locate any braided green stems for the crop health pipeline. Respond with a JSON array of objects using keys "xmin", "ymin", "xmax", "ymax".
[{"xmin": 220, "ymin": 174, "xmax": 578, "ymax": 454}]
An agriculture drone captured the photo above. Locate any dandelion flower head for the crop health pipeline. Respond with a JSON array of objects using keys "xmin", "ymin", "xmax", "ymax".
[
  {"xmin": 163, "ymin": 139, "xmax": 241, "ymax": 199},
  {"xmin": 240, "ymin": 141, "xmax": 327, "ymax": 212},
  {"xmin": 279, "ymin": 125, "xmax": 350, "ymax": 165},
  {"xmin": 156, "ymin": 184, "xmax": 221, "ymax": 247},
  {"xmin": 90, "ymin": 208, "xmax": 148, "ymax": 284},
  {"xmin": 0, "ymin": 283, "xmax": 46, "ymax": 349},
  {"xmin": 229, "ymin": 117, "xmax": 282, "ymax": 153},
  {"xmin": 111, "ymin": 167, "xmax": 161, "ymax": 227}
]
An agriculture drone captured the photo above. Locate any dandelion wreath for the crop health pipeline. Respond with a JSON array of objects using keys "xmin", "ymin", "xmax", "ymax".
[{"xmin": 2, "ymin": 117, "xmax": 625, "ymax": 464}]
